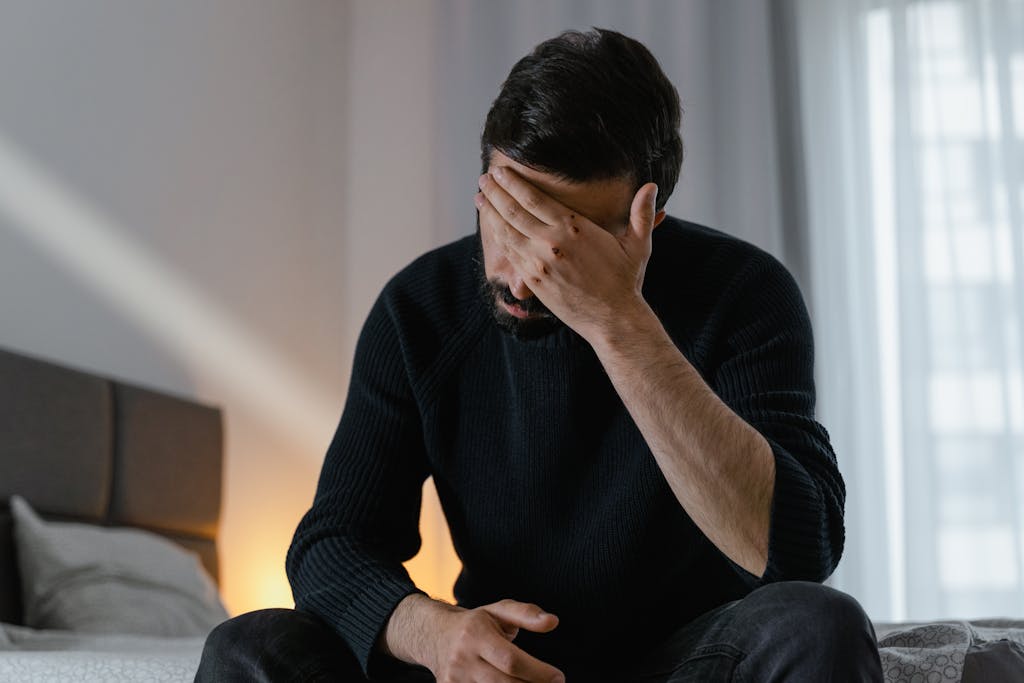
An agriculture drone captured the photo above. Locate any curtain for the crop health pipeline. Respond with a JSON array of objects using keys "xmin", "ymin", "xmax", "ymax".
[
  {"xmin": 430, "ymin": 0, "xmax": 785, "ymax": 252},
  {"xmin": 786, "ymin": 0, "xmax": 1024, "ymax": 620}
]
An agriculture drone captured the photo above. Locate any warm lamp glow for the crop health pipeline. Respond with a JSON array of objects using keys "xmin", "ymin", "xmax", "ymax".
[
  {"xmin": 222, "ymin": 548, "xmax": 295, "ymax": 617},
  {"xmin": 256, "ymin": 568, "xmax": 296, "ymax": 612},
  {"xmin": 404, "ymin": 478, "xmax": 461, "ymax": 604},
  {"xmin": 224, "ymin": 481, "xmax": 461, "ymax": 616}
]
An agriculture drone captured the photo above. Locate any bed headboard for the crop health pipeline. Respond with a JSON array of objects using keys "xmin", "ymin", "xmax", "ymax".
[{"xmin": 0, "ymin": 347, "xmax": 223, "ymax": 625}]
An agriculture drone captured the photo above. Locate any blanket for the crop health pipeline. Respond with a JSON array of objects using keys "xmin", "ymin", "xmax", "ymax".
[{"xmin": 877, "ymin": 619, "xmax": 1024, "ymax": 683}]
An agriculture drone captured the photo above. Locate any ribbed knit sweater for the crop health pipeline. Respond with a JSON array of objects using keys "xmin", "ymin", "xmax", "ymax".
[{"xmin": 285, "ymin": 216, "xmax": 846, "ymax": 679}]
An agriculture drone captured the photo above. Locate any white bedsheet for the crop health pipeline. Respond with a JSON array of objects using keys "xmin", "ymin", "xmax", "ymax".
[{"xmin": 0, "ymin": 622, "xmax": 204, "ymax": 682}]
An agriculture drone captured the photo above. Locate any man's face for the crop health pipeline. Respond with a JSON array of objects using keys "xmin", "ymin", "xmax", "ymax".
[{"xmin": 477, "ymin": 150, "xmax": 636, "ymax": 339}]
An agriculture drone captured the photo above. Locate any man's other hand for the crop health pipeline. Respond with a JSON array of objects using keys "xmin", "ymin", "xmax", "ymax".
[{"xmin": 381, "ymin": 594, "xmax": 565, "ymax": 683}]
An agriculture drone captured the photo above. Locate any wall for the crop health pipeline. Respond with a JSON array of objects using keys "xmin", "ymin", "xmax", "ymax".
[{"xmin": 0, "ymin": 1, "xmax": 351, "ymax": 614}]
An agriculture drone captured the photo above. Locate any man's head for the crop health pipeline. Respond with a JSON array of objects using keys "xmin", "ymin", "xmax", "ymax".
[
  {"xmin": 481, "ymin": 28, "xmax": 682, "ymax": 210},
  {"xmin": 477, "ymin": 28, "xmax": 682, "ymax": 339}
]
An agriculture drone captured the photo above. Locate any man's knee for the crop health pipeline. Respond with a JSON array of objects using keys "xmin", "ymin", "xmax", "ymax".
[
  {"xmin": 741, "ymin": 581, "xmax": 881, "ymax": 679},
  {"xmin": 202, "ymin": 608, "xmax": 296, "ymax": 653},
  {"xmin": 729, "ymin": 581, "xmax": 880, "ymax": 679},
  {"xmin": 748, "ymin": 581, "xmax": 873, "ymax": 637},
  {"xmin": 197, "ymin": 608, "xmax": 347, "ymax": 682}
]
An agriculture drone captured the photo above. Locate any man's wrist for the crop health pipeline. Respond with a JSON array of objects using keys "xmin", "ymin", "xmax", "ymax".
[
  {"xmin": 379, "ymin": 593, "xmax": 460, "ymax": 672},
  {"xmin": 584, "ymin": 298, "xmax": 664, "ymax": 357}
]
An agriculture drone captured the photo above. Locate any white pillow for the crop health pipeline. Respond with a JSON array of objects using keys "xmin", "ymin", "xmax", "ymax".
[{"xmin": 10, "ymin": 495, "xmax": 228, "ymax": 637}]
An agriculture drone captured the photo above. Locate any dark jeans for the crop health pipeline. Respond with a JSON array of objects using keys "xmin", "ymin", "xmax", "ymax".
[{"xmin": 195, "ymin": 581, "xmax": 883, "ymax": 682}]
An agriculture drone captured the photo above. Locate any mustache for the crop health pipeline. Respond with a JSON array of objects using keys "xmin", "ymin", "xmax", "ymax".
[{"xmin": 491, "ymin": 281, "xmax": 552, "ymax": 316}]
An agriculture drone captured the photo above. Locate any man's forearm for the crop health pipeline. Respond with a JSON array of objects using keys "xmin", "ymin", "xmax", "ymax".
[{"xmin": 587, "ymin": 302, "xmax": 776, "ymax": 577}]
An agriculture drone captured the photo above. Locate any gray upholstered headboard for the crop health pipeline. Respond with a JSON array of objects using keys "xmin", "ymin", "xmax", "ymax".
[{"xmin": 0, "ymin": 347, "xmax": 223, "ymax": 625}]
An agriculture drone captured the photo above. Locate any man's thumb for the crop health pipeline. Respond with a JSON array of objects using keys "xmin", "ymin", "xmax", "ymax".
[
  {"xmin": 481, "ymin": 600, "xmax": 559, "ymax": 634},
  {"xmin": 629, "ymin": 182, "xmax": 659, "ymax": 241}
]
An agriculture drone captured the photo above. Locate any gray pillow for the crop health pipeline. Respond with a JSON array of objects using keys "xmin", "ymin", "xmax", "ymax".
[{"xmin": 10, "ymin": 495, "xmax": 228, "ymax": 637}]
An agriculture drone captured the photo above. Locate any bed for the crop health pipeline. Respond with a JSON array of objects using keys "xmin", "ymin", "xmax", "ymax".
[
  {"xmin": 4, "ymin": 347, "xmax": 1024, "ymax": 683},
  {"xmin": 0, "ymin": 346, "xmax": 227, "ymax": 682},
  {"xmin": 875, "ymin": 618, "xmax": 1024, "ymax": 682}
]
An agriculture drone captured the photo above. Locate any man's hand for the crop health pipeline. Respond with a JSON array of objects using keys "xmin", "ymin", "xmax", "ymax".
[
  {"xmin": 475, "ymin": 166, "xmax": 664, "ymax": 343},
  {"xmin": 381, "ymin": 593, "xmax": 565, "ymax": 683},
  {"xmin": 475, "ymin": 165, "xmax": 774, "ymax": 577}
]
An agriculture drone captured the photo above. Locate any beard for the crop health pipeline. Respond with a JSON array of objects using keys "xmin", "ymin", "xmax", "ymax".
[{"xmin": 473, "ymin": 229, "xmax": 565, "ymax": 341}]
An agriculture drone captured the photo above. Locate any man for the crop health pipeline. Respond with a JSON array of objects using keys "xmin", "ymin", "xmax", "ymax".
[{"xmin": 198, "ymin": 28, "xmax": 883, "ymax": 682}]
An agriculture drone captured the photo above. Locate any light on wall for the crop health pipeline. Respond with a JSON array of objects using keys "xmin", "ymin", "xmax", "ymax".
[{"xmin": 404, "ymin": 478, "xmax": 460, "ymax": 604}]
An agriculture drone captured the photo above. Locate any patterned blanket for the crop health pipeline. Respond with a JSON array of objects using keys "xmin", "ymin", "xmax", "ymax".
[{"xmin": 877, "ymin": 619, "xmax": 1024, "ymax": 683}]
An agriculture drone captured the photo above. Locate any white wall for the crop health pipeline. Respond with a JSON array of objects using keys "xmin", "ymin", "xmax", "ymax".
[{"xmin": 0, "ymin": 0, "xmax": 351, "ymax": 614}]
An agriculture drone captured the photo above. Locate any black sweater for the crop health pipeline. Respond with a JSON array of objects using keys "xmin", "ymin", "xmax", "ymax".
[{"xmin": 286, "ymin": 217, "xmax": 845, "ymax": 678}]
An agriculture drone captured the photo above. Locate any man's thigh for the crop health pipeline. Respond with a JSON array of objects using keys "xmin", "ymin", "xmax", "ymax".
[
  {"xmin": 627, "ymin": 581, "xmax": 883, "ymax": 683},
  {"xmin": 629, "ymin": 598, "xmax": 742, "ymax": 682},
  {"xmin": 195, "ymin": 608, "xmax": 435, "ymax": 682}
]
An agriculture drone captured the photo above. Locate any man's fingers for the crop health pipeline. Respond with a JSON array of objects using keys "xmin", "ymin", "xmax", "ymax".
[
  {"xmin": 479, "ymin": 172, "xmax": 549, "ymax": 239},
  {"xmin": 481, "ymin": 599, "xmax": 560, "ymax": 634},
  {"xmin": 488, "ymin": 165, "xmax": 565, "ymax": 226},
  {"xmin": 476, "ymin": 192, "xmax": 529, "ymax": 251},
  {"xmin": 435, "ymin": 604, "xmax": 563, "ymax": 683},
  {"xmin": 477, "ymin": 193, "xmax": 548, "ymax": 287},
  {"xmin": 479, "ymin": 633, "xmax": 565, "ymax": 683}
]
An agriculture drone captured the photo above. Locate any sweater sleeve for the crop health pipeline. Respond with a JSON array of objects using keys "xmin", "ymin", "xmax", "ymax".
[
  {"xmin": 286, "ymin": 291, "xmax": 430, "ymax": 677},
  {"xmin": 708, "ymin": 254, "xmax": 845, "ymax": 585}
]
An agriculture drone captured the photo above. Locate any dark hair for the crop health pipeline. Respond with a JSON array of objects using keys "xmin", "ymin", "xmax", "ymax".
[{"xmin": 481, "ymin": 28, "xmax": 682, "ymax": 211}]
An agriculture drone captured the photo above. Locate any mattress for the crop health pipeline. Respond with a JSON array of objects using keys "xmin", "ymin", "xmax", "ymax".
[{"xmin": 0, "ymin": 622, "xmax": 204, "ymax": 682}]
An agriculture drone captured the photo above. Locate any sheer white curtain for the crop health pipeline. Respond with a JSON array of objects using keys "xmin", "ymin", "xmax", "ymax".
[
  {"xmin": 430, "ymin": 0, "xmax": 785, "ymax": 252},
  {"xmin": 788, "ymin": 0, "xmax": 1024, "ymax": 620}
]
